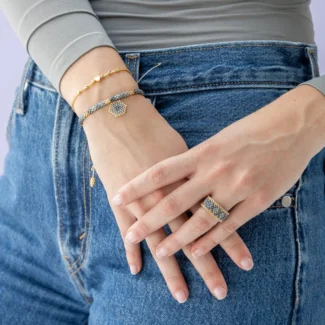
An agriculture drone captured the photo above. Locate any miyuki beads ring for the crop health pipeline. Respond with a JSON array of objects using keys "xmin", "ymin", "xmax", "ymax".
[
  {"xmin": 78, "ymin": 88, "xmax": 145, "ymax": 126},
  {"xmin": 200, "ymin": 195, "xmax": 230, "ymax": 222}
]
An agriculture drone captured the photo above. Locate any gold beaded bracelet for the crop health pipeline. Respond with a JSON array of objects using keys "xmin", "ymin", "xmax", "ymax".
[{"xmin": 70, "ymin": 67, "xmax": 132, "ymax": 113}]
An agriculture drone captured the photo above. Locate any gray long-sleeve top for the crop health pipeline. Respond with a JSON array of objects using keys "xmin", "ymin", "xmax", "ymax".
[{"xmin": 0, "ymin": 0, "xmax": 324, "ymax": 98}]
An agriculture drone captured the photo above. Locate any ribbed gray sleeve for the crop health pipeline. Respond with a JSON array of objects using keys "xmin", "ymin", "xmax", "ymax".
[
  {"xmin": 299, "ymin": 76, "xmax": 325, "ymax": 97},
  {"xmin": 0, "ymin": 0, "xmax": 116, "ymax": 96}
]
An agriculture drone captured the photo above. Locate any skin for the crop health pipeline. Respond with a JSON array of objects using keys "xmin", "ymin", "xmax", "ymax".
[
  {"xmin": 60, "ymin": 46, "xmax": 254, "ymax": 303},
  {"xmin": 112, "ymin": 83, "xmax": 325, "ymax": 271}
]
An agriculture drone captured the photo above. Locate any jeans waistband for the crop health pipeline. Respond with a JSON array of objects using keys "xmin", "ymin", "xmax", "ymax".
[{"xmin": 20, "ymin": 39, "xmax": 318, "ymax": 102}]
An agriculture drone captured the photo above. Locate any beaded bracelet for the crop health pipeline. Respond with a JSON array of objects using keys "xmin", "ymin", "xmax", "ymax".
[
  {"xmin": 78, "ymin": 88, "xmax": 145, "ymax": 126},
  {"xmin": 71, "ymin": 67, "xmax": 132, "ymax": 113}
]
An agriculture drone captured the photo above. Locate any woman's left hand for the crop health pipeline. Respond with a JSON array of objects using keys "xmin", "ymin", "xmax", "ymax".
[{"xmin": 111, "ymin": 85, "xmax": 325, "ymax": 260}]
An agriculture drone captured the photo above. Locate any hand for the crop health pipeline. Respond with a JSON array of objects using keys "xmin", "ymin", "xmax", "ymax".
[
  {"xmin": 83, "ymin": 94, "xmax": 255, "ymax": 302},
  {"xmin": 111, "ymin": 85, "xmax": 325, "ymax": 260},
  {"xmin": 60, "ymin": 46, "xmax": 255, "ymax": 302}
]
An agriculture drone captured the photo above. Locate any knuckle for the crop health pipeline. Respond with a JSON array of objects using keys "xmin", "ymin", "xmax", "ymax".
[
  {"xmin": 191, "ymin": 214, "xmax": 213, "ymax": 233},
  {"xmin": 254, "ymin": 190, "xmax": 271, "ymax": 208},
  {"xmin": 221, "ymin": 235, "xmax": 241, "ymax": 251},
  {"xmin": 151, "ymin": 189, "xmax": 165, "ymax": 204},
  {"xmin": 202, "ymin": 271, "xmax": 216, "ymax": 283},
  {"xmin": 149, "ymin": 163, "xmax": 165, "ymax": 185},
  {"xmin": 137, "ymin": 221, "xmax": 151, "ymax": 236},
  {"xmin": 126, "ymin": 183, "xmax": 138, "ymax": 201},
  {"xmin": 209, "ymin": 160, "xmax": 233, "ymax": 180},
  {"xmin": 236, "ymin": 169, "xmax": 257, "ymax": 189},
  {"xmin": 182, "ymin": 242, "xmax": 194, "ymax": 255},
  {"xmin": 161, "ymin": 196, "xmax": 180, "ymax": 217},
  {"xmin": 195, "ymin": 141, "xmax": 219, "ymax": 160},
  {"xmin": 221, "ymin": 220, "xmax": 239, "ymax": 235}
]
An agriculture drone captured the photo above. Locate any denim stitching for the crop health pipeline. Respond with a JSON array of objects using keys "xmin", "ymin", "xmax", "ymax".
[
  {"xmin": 72, "ymin": 272, "xmax": 93, "ymax": 304},
  {"xmin": 133, "ymin": 56, "xmax": 137, "ymax": 80},
  {"xmin": 138, "ymin": 43, "xmax": 315, "ymax": 57},
  {"xmin": 306, "ymin": 47, "xmax": 319, "ymax": 78},
  {"xmin": 26, "ymin": 79, "xmax": 57, "ymax": 93},
  {"xmin": 54, "ymin": 97, "xmax": 67, "ymax": 263},
  {"xmin": 143, "ymin": 81, "xmax": 296, "ymax": 95},
  {"xmin": 290, "ymin": 175, "xmax": 304, "ymax": 325},
  {"xmin": 71, "ymin": 145, "xmax": 93, "ymax": 276},
  {"xmin": 68, "ymin": 139, "xmax": 88, "ymax": 270}
]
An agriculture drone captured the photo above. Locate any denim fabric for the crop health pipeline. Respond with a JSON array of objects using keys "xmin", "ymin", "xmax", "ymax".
[{"xmin": 1, "ymin": 40, "xmax": 325, "ymax": 325}]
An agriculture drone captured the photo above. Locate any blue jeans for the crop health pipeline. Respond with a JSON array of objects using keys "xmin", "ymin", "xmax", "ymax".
[{"xmin": 1, "ymin": 40, "xmax": 324, "ymax": 324}]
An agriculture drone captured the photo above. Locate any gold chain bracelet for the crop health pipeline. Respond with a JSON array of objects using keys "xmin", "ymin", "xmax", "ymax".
[{"xmin": 71, "ymin": 67, "xmax": 132, "ymax": 113}]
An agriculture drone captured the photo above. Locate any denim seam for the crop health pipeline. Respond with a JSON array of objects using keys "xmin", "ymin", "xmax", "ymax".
[
  {"xmin": 17, "ymin": 57, "xmax": 34, "ymax": 115},
  {"xmin": 54, "ymin": 97, "xmax": 66, "ymax": 261},
  {"xmin": 68, "ymin": 139, "xmax": 88, "ymax": 270},
  {"xmin": 143, "ymin": 81, "xmax": 297, "ymax": 95},
  {"xmin": 72, "ymin": 271, "xmax": 93, "ymax": 305},
  {"xmin": 26, "ymin": 79, "xmax": 57, "ymax": 93},
  {"xmin": 290, "ymin": 175, "xmax": 304, "ymax": 325},
  {"xmin": 139, "ymin": 43, "xmax": 315, "ymax": 57},
  {"xmin": 71, "ymin": 145, "xmax": 93, "ymax": 276},
  {"xmin": 306, "ymin": 47, "xmax": 319, "ymax": 78}
]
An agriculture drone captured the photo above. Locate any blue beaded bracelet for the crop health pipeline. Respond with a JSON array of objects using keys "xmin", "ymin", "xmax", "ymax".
[{"xmin": 78, "ymin": 88, "xmax": 145, "ymax": 126}]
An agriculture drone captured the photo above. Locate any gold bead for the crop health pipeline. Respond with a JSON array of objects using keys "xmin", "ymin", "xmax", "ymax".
[{"xmin": 90, "ymin": 177, "xmax": 96, "ymax": 188}]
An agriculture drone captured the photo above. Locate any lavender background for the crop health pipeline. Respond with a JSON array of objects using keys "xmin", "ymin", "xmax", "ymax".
[{"xmin": 1, "ymin": 3, "xmax": 325, "ymax": 174}]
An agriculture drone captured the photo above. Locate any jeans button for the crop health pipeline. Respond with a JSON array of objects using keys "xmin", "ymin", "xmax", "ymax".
[{"xmin": 281, "ymin": 195, "xmax": 292, "ymax": 208}]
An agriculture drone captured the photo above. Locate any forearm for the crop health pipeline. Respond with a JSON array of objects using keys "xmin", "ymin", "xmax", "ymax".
[
  {"xmin": 60, "ymin": 46, "xmax": 138, "ymax": 113},
  {"xmin": 273, "ymin": 84, "xmax": 325, "ymax": 155}
]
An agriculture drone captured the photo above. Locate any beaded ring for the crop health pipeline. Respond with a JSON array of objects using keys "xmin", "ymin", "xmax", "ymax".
[
  {"xmin": 200, "ymin": 195, "xmax": 230, "ymax": 222},
  {"xmin": 78, "ymin": 88, "xmax": 145, "ymax": 126}
]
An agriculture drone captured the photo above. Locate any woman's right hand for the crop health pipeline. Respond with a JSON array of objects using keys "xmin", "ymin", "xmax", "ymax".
[{"xmin": 60, "ymin": 46, "xmax": 254, "ymax": 303}]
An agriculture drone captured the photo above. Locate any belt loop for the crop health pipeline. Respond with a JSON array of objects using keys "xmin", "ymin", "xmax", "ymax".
[
  {"xmin": 16, "ymin": 56, "xmax": 35, "ymax": 115},
  {"xmin": 124, "ymin": 53, "xmax": 141, "ymax": 82},
  {"xmin": 305, "ymin": 46, "xmax": 319, "ymax": 79}
]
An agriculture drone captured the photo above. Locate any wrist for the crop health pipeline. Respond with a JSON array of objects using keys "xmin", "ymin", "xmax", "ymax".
[
  {"xmin": 291, "ymin": 85, "xmax": 325, "ymax": 154},
  {"xmin": 82, "ymin": 94, "xmax": 163, "ymax": 138},
  {"xmin": 59, "ymin": 46, "xmax": 139, "ymax": 114}
]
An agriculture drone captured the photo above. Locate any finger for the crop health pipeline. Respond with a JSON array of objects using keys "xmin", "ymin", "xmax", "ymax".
[
  {"xmin": 131, "ymin": 192, "xmax": 190, "ymax": 304},
  {"xmin": 124, "ymin": 177, "xmax": 210, "ymax": 245},
  {"xmin": 111, "ymin": 151, "xmax": 196, "ymax": 207},
  {"xmin": 190, "ymin": 189, "xmax": 271, "ymax": 258},
  {"xmin": 219, "ymin": 232, "xmax": 254, "ymax": 271},
  {"xmin": 167, "ymin": 210, "xmax": 228, "ymax": 300},
  {"xmin": 157, "ymin": 201, "xmax": 254, "ymax": 271},
  {"xmin": 110, "ymin": 204, "xmax": 142, "ymax": 275},
  {"xmin": 190, "ymin": 203, "xmax": 254, "ymax": 271},
  {"xmin": 146, "ymin": 227, "xmax": 190, "ymax": 303},
  {"xmin": 153, "ymin": 190, "xmax": 237, "ymax": 258}
]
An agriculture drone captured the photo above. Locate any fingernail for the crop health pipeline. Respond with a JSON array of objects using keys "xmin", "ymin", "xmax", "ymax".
[
  {"xmin": 213, "ymin": 286, "xmax": 227, "ymax": 300},
  {"xmin": 192, "ymin": 249, "xmax": 204, "ymax": 259},
  {"xmin": 156, "ymin": 246, "xmax": 168, "ymax": 258},
  {"xmin": 112, "ymin": 194, "xmax": 122, "ymax": 206},
  {"xmin": 129, "ymin": 265, "xmax": 138, "ymax": 275},
  {"xmin": 125, "ymin": 231, "xmax": 138, "ymax": 244},
  {"xmin": 240, "ymin": 257, "xmax": 254, "ymax": 271},
  {"xmin": 175, "ymin": 290, "xmax": 187, "ymax": 303}
]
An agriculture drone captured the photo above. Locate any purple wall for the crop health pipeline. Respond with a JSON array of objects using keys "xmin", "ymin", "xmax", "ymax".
[{"xmin": 0, "ymin": 4, "xmax": 325, "ymax": 174}]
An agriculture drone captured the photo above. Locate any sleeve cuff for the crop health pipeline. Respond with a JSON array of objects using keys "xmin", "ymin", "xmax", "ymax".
[
  {"xmin": 298, "ymin": 75, "xmax": 325, "ymax": 97},
  {"xmin": 27, "ymin": 12, "xmax": 116, "ymax": 96}
]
